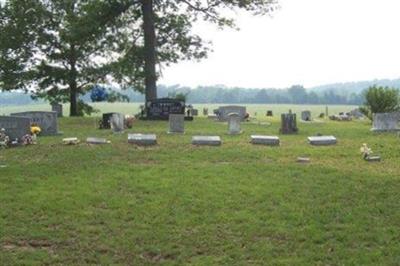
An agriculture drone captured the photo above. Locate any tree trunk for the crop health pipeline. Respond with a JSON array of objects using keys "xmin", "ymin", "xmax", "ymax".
[
  {"xmin": 69, "ymin": 81, "xmax": 78, "ymax": 116},
  {"xmin": 69, "ymin": 44, "xmax": 79, "ymax": 116},
  {"xmin": 141, "ymin": 0, "xmax": 157, "ymax": 104}
]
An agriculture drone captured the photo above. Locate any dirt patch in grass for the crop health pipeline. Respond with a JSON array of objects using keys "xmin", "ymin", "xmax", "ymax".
[{"xmin": 2, "ymin": 239, "xmax": 56, "ymax": 253}]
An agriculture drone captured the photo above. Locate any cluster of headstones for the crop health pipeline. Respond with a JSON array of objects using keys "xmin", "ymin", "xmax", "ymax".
[
  {"xmin": 0, "ymin": 111, "xmax": 61, "ymax": 142},
  {"xmin": 88, "ymin": 111, "xmax": 337, "ymax": 147}
]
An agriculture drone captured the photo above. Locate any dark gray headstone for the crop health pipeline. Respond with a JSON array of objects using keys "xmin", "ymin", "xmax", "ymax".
[
  {"xmin": 11, "ymin": 111, "xmax": 59, "ymax": 136},
  {"xmin": 51, "ymin": 103, "xmax": 63, "ymax": 117},
  {"xmin": 191, "ymin": 109, "xmax": 198, "ymax": 116},
  {"xmin": 280, "ymin": 113, "xmax": 298, "ymax": 134},
  {"xmin": 301, "ymin": 110, "xmax": 312, "ymax": 121},
  {"xmin": 251, "ymin": 135, "xmax": 280, "ymax": 146},
  {"xmin": 0, "ymin": 116, "xmax": 31, "ymax": 140}
]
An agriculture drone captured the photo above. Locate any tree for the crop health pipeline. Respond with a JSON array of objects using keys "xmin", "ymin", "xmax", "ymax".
[
  {"xmin": 359, "ymin": 85, "xmax": 400, "ymax": 120},
  {"xmin": 138, "ymin": 0, "xmax": 279, "ymax": 106},
  {"xmin": 1, "ymin": 0, "xmax": 278, "ymax": 116},
  {"xmin": 0, "ymin": 0, "xmax": 141, "ymax": 116}
]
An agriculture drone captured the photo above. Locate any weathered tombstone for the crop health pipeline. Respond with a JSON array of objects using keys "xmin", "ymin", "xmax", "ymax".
[
  {"xmin": 11, "ymin": 111, "xmax": 59, "ymax": 135},
  {"xmin": 51, "ymin": 103, "xmax": 63, "ymax": 117},
  {"xmin": 266, "ymin": 110, "xmax": 273, "ymax": 117},
  {"xmin": 301, "ymin": 110, "xmax": 312, "ymax": 121},
  {"xmin": 350, "ymin": 108, "xmax": 364, "ymax": 119},
  {"xmin": 110, "ymin": 113, "xmax": 125, "ymax": 133},
  {"xmin": 100, "ymin": 112, "xmax": 117, "ymax": 129},
  {"xmin": 203, "ymin": 108, "xmax": 208, "ymax": 116},
  {"xmin": 0, "ymin": 116, "xmax": 31, "ymax": 141},
  {"xmin": 227, "ymin": 113, "xmax": 241, "ymax": 135},
  {"xmin": 146, "ymin": 98, "xmax": 185, "ymax": 120},
  {"xmin": 371, "ymin": 112, "xmax": 400, "ymax": 132},
  {"xmin": 280, "ymin": 112, "xmax": 298, "ymax": 134},
  {"xmin": 168, "ymin": 114, "xmax": 185, "ymax": 133},
  {"xmin": 86, "ymin": 137, "xmax": 109, "ymax": 144},
  {"xmin": 251, "ymin": 135, "xmax": 280, "ymax": 146},
  {"xmin": 192, "ymin": 136, "xmax": 221, "ymax": 146},
  {"xmin": 128, "ymin": 134, "xmax": 157, "ymax": 146},
  {"xmin": 192, "ymin": 109, "xmax": 198, "ymax": 116},
  {"xmin": 217, "ymin": 106, "xmax": 246, "ymax": 121},
  {"xmin": 308, "ymin": 136, "xmax": 337, "ymax": 146}
]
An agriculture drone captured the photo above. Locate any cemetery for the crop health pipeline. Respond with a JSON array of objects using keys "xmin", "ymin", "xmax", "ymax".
[
  {"xmin": 1, "ymin": 103, "xmax": 400, "ymax": 264},
  {"xmin": 1, "ymin": 0, "xmax": 400, "ymax": 263}
]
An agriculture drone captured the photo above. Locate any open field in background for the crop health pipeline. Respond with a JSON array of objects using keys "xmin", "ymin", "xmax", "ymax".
[
  {"xmin": 1, "ymin": 111, "xmax": 400, "ymax": 264},
  {"xmin": 0, "ymin": 103, "xmax": 358, "ymax": 118}
]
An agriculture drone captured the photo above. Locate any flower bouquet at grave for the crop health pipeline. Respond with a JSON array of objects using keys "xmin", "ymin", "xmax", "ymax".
[
  {"xmin": 125, "ymin": 115, "xmax": 135, "ymax": 129},
  {"xmin": 360, "ymin": 143, "xmax": 381, "ymax": 162},
  {"xmin": 0, "ymin": 128, "xmax": 10, "ymax": 149}
]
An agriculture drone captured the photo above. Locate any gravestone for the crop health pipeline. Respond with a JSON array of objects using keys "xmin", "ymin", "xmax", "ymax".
[
  {"xmin": 146, "ymin": 98, "xmax": 185, "ymax": 120},
  {"xmin": 11, "ymin": 111, "xmax": 59, "ymax": 135},
  {"xmin": 110, "ymin": 113, "xmax": 125, "ymax": 133},
  {"xmin": 227, "ymin": 113, "xmax": 241, "ymax": 135},
  {"xmin": 371, "ymin": 112, "xmax": 400, "ymax": 132},
  {"xmin": 100, "ymin": 113, "xmax": 118, "ymax": 129},
  {"xmin": 308, "ymin": 136, "xmax": 337, "ymax": 146},
  {"xmin": 51, "ymin": 103, "xmax": 63, "ymax": 117},
  {"xmin": 168, "ymin": 114, "xmax": 185, "ymax": 133},
  {"xmin": 0, "ymin": 116, "xmax": 31, "ymax": 141},
  {"xmin": 280, "ymin": 112, "xmax": 298, "ymax": 134},
  {"xmin": 251, "ymin": 135, "xmax": 280, "ymax": 146},
  {"xmin": 191, "ymin": 109, "xmax": 198, "ymax": 116},
  {"xmin": 301, "ymin": 110, "xmax": 312, "ymax": 121},
  {"xmin": 86, "ymin": 137, "xmax": 109, "ymax": 144},
  {"xmin": 350, "ymin": 108, "xmax": 364, "ymax": 119},
  {"xmin": 192, "ymin": 136, "xmax": 221, "ymax": 146},
  {"xmin": 217, "ymin": 106, "xmax": 246, "ymax": 121},
  {"xmin": 128, "ymin": 134, "xmax": 157, "ymax": 146},
  {"xmin": 266, "ymin": 110, "xmax": 273, "ymax": 117}
]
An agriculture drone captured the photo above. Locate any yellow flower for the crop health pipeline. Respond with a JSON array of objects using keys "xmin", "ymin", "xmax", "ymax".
[{"xmin": 31, "ymin": 126, "xmax": 41, "ymax": 135}]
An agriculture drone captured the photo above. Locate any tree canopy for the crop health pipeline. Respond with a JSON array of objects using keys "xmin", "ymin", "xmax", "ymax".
[{"xmin": 0, "ymin": 0, "xmax": 279, "ymax": 116}]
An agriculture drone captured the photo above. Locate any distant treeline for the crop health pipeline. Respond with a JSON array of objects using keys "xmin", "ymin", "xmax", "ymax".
[{"xmin": 2, "ymin": 78, "xmax": 400, "ymax": 105}]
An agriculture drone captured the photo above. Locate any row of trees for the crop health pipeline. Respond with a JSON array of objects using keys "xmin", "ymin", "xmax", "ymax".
[{"xmin": 0, "ymin": 0, "xmax": 279, "ymax": 116}]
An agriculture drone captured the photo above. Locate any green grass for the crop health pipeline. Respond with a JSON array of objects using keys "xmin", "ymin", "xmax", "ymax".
[{"xmin": 1, "ymin": 106, "xmax": 400, "ymax": 265}]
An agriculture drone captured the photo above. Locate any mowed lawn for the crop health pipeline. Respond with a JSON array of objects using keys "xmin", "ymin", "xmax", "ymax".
[{"xmin": 1, "ymin": 109, "xmax": 400, "ymax": 264}]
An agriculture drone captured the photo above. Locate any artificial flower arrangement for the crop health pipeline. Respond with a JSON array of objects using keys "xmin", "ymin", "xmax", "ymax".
[
  {"xmin": 360, "ymin": 143, "xmax": 372, "ymax": 159},
  {"xmin": 0, "ymin": 128, "xmax": 10, "ymax": 149}
]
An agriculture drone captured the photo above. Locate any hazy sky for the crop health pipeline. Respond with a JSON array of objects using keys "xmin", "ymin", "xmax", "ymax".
[{"xmin": 159, "ymin": 0, "xmax": 400, "ymax": 88}]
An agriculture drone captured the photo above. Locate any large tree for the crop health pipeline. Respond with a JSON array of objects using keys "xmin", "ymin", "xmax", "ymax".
[
  {"xmin": 0, "ymin": 0, "xmax": 278, "ymax": 116},
  {"xmin": 0, "ymin": 0, "xmax": 142, "ymax": 116},
  {"xmin": 138, "ymin": 0, "xmax": 279, "ymax": 105}
]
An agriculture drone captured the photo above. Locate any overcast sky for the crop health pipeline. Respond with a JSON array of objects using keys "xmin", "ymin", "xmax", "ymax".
[{"xmin": 159, "ymin": 0, "xmax": 400, "ymax": 88}]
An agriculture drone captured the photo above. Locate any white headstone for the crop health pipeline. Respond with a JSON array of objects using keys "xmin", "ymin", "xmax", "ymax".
[
  {"xmin": 308, "ymin": 136, "xmax": 337, "ymax": 145},
  {"xmin": 227, "ymin": 113, "xmax": 241, "ymax": 134},
  {"xmin": 192, "ymin": 136, "xmax": 221, "ymax": 146},
  {"xmin": 371, "ymin": 112, "xmax": 400, "ymax": 132},
  {"xmin": 128, "ymin": 134, "xmax": 157, "ymax": 146},
  {"xmin": 110, "ymin": 113, "xmax": 125, "ymax": 133}
]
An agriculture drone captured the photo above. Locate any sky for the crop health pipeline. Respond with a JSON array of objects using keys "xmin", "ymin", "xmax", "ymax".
[{"xmin": 159, "ymin": 0, "xmax": 400, "ymax": 88}]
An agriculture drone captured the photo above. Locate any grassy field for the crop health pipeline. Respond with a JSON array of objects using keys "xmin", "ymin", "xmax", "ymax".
[
  {"xmin": 1, "ymin": 105, "xmax": 400, "ymax": 265},
  {"xmin": 0, "ymin": 102, "xmax": 357, "ymax": 118}
]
